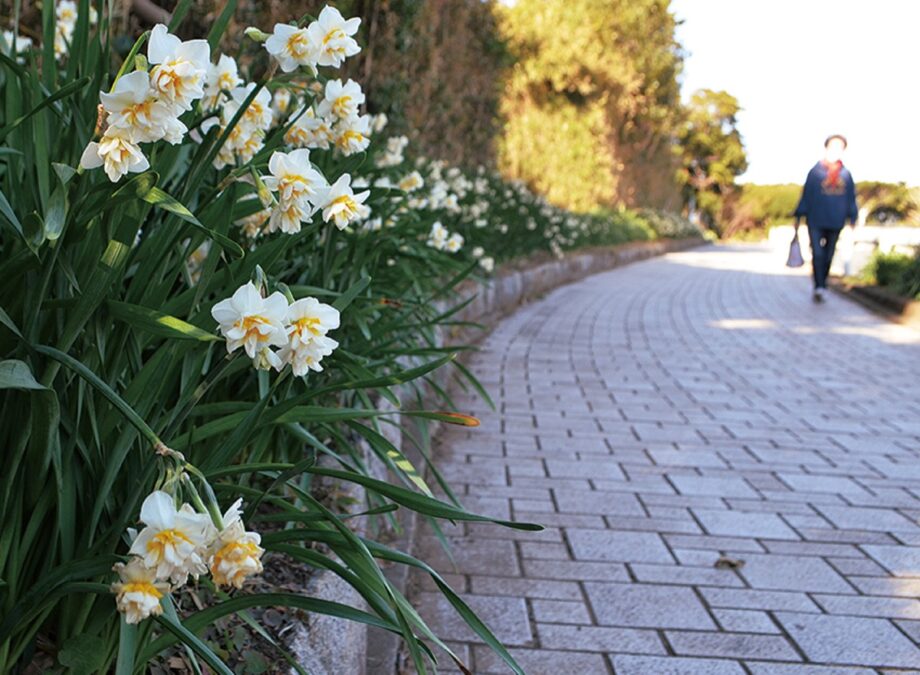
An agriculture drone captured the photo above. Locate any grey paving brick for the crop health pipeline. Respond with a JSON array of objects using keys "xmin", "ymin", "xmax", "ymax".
[
  {"xmin": 612, "ymin": 654, "xmax": 746, "ymax": 674},
  {"xmin": 692, "ymin": 508, "xmax": 800, "ymax": 540},
  {"xmin": 536, "ymin": 622, "xmax": 665, "ymax": 654},
  {"xmin": 775, "ymin": 611, "xmax": 920, "ymax": 668},
  {"xmin": 862, "ymin": 544, "xmax": 920, "ymax": 576},
  {"xmin": 665, "ymin": 631, "xmax": 801, "ymax": 661},
  {"xmin": 744, "ymin": 663, "xmax": 875, "ymax": 674},
  {"xmin": 712, "ymin": 608, "xmax": 780, "ymax": 634},
  {"xmin": 700, "ymin": 588, "xmax": 822, "ymax": 613},
  {"xmin": 472, "ymin": 646, "xmax": 607, "ymax": 675},
  {"xmin": 567, "ymin": 528, "xmax": 674, "ymax": 563},
  {"xmin": 530, "ymin": 598, "xmax": 591, "ymax": 624},
  {"xmin": 583, "ymin": 581, "xmax": 716, "ymax": 629},
  {"xmin": 736, "ymin": 552, "xmax": 854, "ymax": 594},
  {"xmin": 817, "ymin": 504, "xmax": 920, "ymax": 533},
  {"xmin": 813, "ymin": 593, "xmax": 920, "ymax": 619}
]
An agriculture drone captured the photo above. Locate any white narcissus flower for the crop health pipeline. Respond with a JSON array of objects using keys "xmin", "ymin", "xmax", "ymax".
[
  {"xmin": 317, "ymin": 79, "xmax": 364, "ymax": 120},
  {"xmin": 306, "ymin": 6, "xmax": 361, "ymax": 68},
  {"xmin": 320, "ymin": 174, "xmax": 370, "ymax": 230},
  {"xmin": 264, "ymin": 24, "xmax": 317, "ymax": 73},
  {"xmin": 445, "ymin": 232, "xmax": 464, "ymax": 253},
  {"xmin": 397, "ymin": 171, "xmax": 424, "ymax": 193},
  {"xmin": 80, "ymin": 127, "xmax": 150, "ymax": 183},
  {"xmin": 210, "ymin": 282, "xmax": 289, "ymax": 362},
  {"xmin": 472, "ymin": 246, "xmax": 484, "ymax": 259},
  {"xmin": 333, "ymin": 114, "xmax": 371, "ymax": 155},
  {"xmin": 278, "ymin": 297, "xmax": 340, "ymax": 377},
  {"xmin": 427, "ymin": 221, "xmax": 448, "ymax": 250},
  {"xmin": 479, "ymin": 256, "xmax": 495, "ymax": 273},
  {"xmin": 231, "ymin": 83, "xmax": 273, "ymax": 131},
  {"xmin": 111, "ymin": 558, "xmax": 170, "ymax": 624},
  {"xmin": 263, "ymin": 149, "xmax": 327, "ymax": 206},
  {"xmin": 271, "ymin": 88, "xmax": 292, "ymax": 121},
  {"xmin": 284, "ymin": 107, "xmax": 334, "ymax": 150},
  {"xmin": 147, "ymin": 24, "xmax": 210, "ymax": 110},
  {"xmin": 280, "ymin": 336, "xmax": 338, "ymax": 376},
  {"xmin": 209, "ymin": 500, "xmax": 264, "ymax": 589},
  {"xmin": 202, "ymin": 54, "xmax": 242, "ymax": 110},
  {"xmin": 267, "ymin": 198, "xmax": 310, "ymax": 235},
  {"xmin": 100, "ymin": 70, "xmax": 185, "ymax": 144},
  {"xmin": 371, "ymin": 112, "xmax": 388, "ymax": 133},
  {"xmin": 128, "ymin": 491, "xmax": 214, "ymax": 585}
]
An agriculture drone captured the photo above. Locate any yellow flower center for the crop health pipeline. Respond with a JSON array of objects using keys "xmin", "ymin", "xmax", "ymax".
[
  {"xmin": 329, "ymin": 194, "xmax": 357, "ymax": 213},
  {"xmin": 287, "ymin": 32, "xmax": 311, "ymax": 56},
  {"xmin": 323, "ymin": 28, "xmax": 345, "ymax": 46},
  {"xmin": 218, "ymin": 72, "xmax": 236, "ymax": 90},
  {"xmin": 121, "ymin": 581, "xmax": 163, "ymax": 599},
  {"xmin": 332, "ymin": 96, "xmax": 352, "ymax": 117},
  {"xmin": 337, "ymin": 130, "xmax": 365, "ymax": 149},
  {"xmin": 294, "ymin": 316, "xmax": 323, "ymax": 337},
  {"xmin": 240, "ymin": 315, "xmax": 270, "ymax": 340},
  {"xmin": 146, "ymin": 528, "xmax": 193, "ymax": 560}
]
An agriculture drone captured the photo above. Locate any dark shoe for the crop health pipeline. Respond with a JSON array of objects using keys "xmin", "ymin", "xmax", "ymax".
[{"xmin": 813, "ymin": 288, "xmax": 826, "ymax": 303}]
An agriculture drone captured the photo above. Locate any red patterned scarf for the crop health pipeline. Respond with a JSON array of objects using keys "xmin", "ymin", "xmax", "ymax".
[{"xmin": 822, "ymin": 159, "xmax": 843, "ymax": 187}]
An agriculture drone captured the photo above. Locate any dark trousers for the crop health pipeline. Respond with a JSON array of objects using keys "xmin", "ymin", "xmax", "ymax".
[{"xmin": 808, "ymin": 226, "xmax": 840, "ymax": 289}]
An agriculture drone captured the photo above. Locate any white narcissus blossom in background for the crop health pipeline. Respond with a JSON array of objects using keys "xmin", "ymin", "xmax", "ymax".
[
  {"xmin": 54, "ymin": 0, "xmax": 78, "ymax": 59},
  {"xmin": 211, "ymin": 282, "xmax": 289, "ymax": 364},
  {"xmin": 317, "ymin": 79, "xmax": 364, "ymax": 120},
  {"xmin": 397, "ymin": 171, "xmax": 424, "ymax": 193},
  {"xmin": 285, "ymin": 107, "xmax": 334, "ymax": 150},
  {"xmin": 202, "ymin": 54, "xmax": 242, "ymax": 110},
  {"xmin": 80, "ymin": 127, "xmax": 150, "ymax": 183},
  {"xmin": 263, "ymin": 149, "xmax": 326, "ymax": 206},
  {"xmin": 334, "ymin": 114, "xmax": 371, "ymax": 155},
  {"xmin": 147, "ymin": 24, "xmax": 210, "ymax": 110},
  {"xmin": 479, "ymin": 256, "xmax": 495, "ymax": 273},
  {"xmin": 128, "ymin": 491, "xmax": 214, "ymax": 585},
  {"xmin": 231, "ymin": 83, "xmax": 273, "ymax": 132},
  {"xmin": 279, "ymin": 297, "xmax": 340, "ymax": 376},
  {"xmin": 445, "ymin": 232, "xmax": 464, "ymax": 253},
  {"xmin": 264, "ymin": 24, "xmax": 316, "ymax": 73},
  {"xmin": 371, "ymin": 113, "xmax": 388, "ymax": 133},
  {"xmin": 271, "ymin": 88, "xmax": 292, "ymax": 122},
  {"xmin": 320, "ymin": 174, "xmax": 370, "ymax": 230},
  {"xmin": 472, "ymin": 246, "xmax": 484, "ymax": 259},
  {"xmin": 99, "ymin": 70, "xmax": 185, "ymax": 144},
  {"xmin": 111, "ymin": 558, "xmax": 170, "ymax": 624},
  {"xmin": 2, "ymin": 30, "xmax": 33, "ymax": 60},
  {"xmin": 306, "ymin": 6, "xmax": 361, "ymax": 68},
  {"xmin": 427, "ymin": 221, "xmax": 448, "ymax": 250},
  {"xmin": 208, "ymin": 499, "xmax": 264, "ymax": 589}
]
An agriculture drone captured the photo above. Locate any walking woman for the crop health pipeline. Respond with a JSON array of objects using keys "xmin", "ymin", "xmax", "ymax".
[{"xmin": 793, "ymin": 135, "xmax": 859, "ymax": 302}]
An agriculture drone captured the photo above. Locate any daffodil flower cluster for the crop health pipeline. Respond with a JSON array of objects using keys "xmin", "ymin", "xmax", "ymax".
[
  {"xmin": 427, "ymin": 221, "xmax": 464, "ymax": 253},
  {"xmin": 54, "ymin": 0, "xmax": 98, "ymax": 61},
  {"xmin": 211, "ymin": 281, "xmax": 340, "ymax": 376},
  {"xmin": 112, "ymin": 491, "xmax": 263, "ymax": 624},
  {"xmin": 80, "ymin": 24, "xmax": 209, "ymax": 181}
]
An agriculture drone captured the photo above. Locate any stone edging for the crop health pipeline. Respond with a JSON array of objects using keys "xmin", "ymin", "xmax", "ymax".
[
  {"xmin": 830, "ymin": 280, "xmax": 920, "ymax": 330},
  {"xmin": 288, "ymin": 236, "xmax": 705, "ymax": 674}
]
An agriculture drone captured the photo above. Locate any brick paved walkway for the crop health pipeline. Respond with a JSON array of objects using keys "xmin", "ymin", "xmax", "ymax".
[{"xmin": 411, "ymin": 244, "xmax": 920, "ymax": 674}]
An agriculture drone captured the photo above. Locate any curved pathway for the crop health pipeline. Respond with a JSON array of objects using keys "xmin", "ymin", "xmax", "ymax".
[{"xmin": 412, "ymin": 244, "xmax": 920, "ymax": 674}]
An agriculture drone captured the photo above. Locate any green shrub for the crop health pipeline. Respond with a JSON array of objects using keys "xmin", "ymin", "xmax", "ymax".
[{"xmin": 862, "ymin": 250, "xmax": 920, "ymax": 299}]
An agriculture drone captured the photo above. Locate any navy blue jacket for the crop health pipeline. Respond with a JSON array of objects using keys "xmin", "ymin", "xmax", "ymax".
[{"xmin": 794, "ymin": 162, "xmax": 858, "ymax": 230}]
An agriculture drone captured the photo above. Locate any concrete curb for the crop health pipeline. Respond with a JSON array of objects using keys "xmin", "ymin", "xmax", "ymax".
[
  {"xmin": 287, "ymin": 237, "xmax": 705, "ymax": 674},
  {"xmin": 830, "ymin": 279, "xmax": 920, "ymax": 330}
]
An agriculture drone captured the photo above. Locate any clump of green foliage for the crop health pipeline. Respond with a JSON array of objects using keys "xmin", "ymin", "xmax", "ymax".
[{"xmin": 862, "ymin": 250, "xmax": 920, "ymax": 299}]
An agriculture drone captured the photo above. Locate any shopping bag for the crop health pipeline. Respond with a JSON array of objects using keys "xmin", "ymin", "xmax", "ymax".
[{"xmin": 786, "ymin": 233, "xmax": 804, "ymax": 268}]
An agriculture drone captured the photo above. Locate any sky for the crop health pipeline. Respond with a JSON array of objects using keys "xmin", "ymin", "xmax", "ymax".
[{"xmin": 670, "ymin": 0, "xmax": 920, "ymax": 186}]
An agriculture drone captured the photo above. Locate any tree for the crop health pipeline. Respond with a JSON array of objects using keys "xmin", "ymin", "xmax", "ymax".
[
  {"xmin": 497, "ymin": 0, "xmax": 685, "ymax": 211},
  {"xmin": 677, "ymin": 89, "xmax": 748, "ymax": 234}
]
